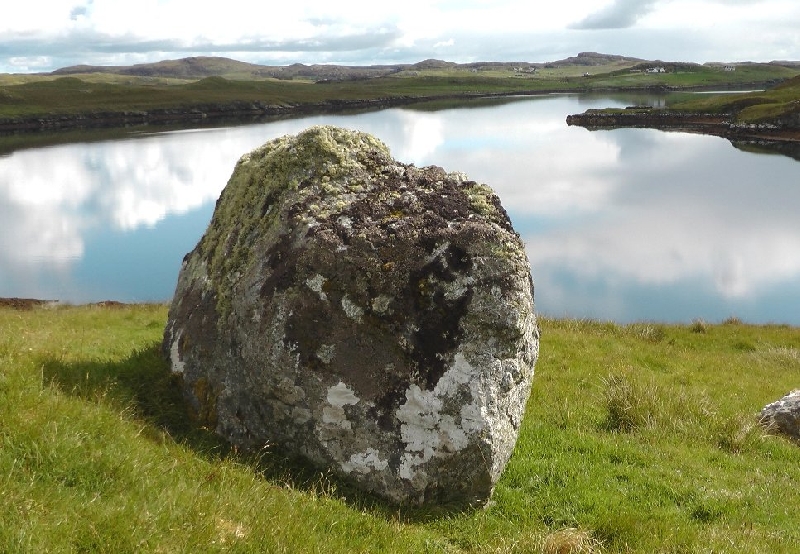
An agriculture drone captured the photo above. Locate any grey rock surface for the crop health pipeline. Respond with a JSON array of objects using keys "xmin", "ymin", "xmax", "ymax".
[
  {"xmin": 760, "ymin": 390, "xmax": 800, "ymax": 441},
  {"xmin": 163, "ymin": 125, "xmax": 538, "ymax": 506}
]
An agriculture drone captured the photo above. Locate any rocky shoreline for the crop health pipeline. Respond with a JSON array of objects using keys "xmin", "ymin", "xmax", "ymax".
[
  {"xmin": 566, "ymin": 108, "xmax": 800, "ymax": 143},
  {"xmin": 0, "ymin": 79, "xmax": 786, "ymax": 134},
  {"xmin": 0, "ymin": 297, "xmax": 128, "ymax": 309},
  {"xmin": 0, "ymin": 97, "xmax": 426, "ymax": 132},
  {"xmin": 0, "ymin": 91, "xmax": 576, "ymax": 133},
  {"xmin": 566, "ymin": 108, "xmax": 800, "ymax": 161}
]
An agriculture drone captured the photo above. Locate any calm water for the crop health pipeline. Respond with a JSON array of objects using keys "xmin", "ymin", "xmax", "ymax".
[{"xmin": 2, "ymin": 93, "xmax": 800, "ymax": 324}]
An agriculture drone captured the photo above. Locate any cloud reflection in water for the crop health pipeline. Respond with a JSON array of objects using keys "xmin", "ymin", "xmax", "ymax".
[{"xmin": 1, "ymin": 95, "xmax": 799, "ymax": 322}]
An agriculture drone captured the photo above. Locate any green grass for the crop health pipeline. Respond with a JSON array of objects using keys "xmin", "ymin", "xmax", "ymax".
[
  {"xmin": 583, "ymin": 62, "xmax": 799, "ymax": 91},
  {"xmin": 2, "ymin": 305, "xmax": 800, "ymax": 552},
  {"xmin": 662, "ymin": 74, "xmax": 800, "ymax": 124}
]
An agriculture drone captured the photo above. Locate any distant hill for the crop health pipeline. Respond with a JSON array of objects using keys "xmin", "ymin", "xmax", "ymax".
[
  {"xmin": 549, "ymin": 52, "xmax": 645, "ymax": 66},
  {"xmin": 46, "ymin": 53, "xmax": 799, "ymax": 83},
  {"xmin": 48, "ymin": 56, "xmax": 410, "ymax": 82},
  {"xmin": 49, "ymin": 57, "xmax": 266, "ymax": 78}
]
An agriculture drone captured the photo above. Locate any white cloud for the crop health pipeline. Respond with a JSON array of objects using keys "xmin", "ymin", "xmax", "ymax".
[
  {"xmin": 0, "ymin": 129, "xmax": 245, "ymax": 273},
  {"xmin": 571, "ymin": 0, "xmax": 660, "ymax": 29},
  {"xmin": 527, "ymin": 128, "xmax": 800, "ymax": 300},
  {"xmin": 1, "ymin": 0, "xmax": 798, "ymax": 71}
]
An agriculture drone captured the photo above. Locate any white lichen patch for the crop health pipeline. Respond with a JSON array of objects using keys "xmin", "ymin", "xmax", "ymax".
[
  {"xmin": 327, "ymin": 381, "xmax": 360, "ymax": 407},
  {"xmin": 341, "ymin": 448, "xmax": 389, "ymax": 474},
  {"xmin": 169, "ymin": 329, "xmax": 185, "ymax": 375},
  {"xmin": 396, "ymin": 353, "xmax": 485, "ymax": 481},
  {"xmin": 443, "ymin": 273, "xmax": 475, "ymax": 302},
  {"xmin": 425, "ymin": 242, "xmax": 451, "ymax": 266},
  {"xmin": 305, "ymin": 274, "xmax": 328, "ymax": 301},
  {"xmin": 322, "ymin": 381, "xmax": 360, "ymax": 430},
  {"xmin": 316, "ymin": 344, "xmax": 336, "ymax": 364},
  {"xmin": 341, "ymin": 295, "xmax": 364, "ymax": 323},
  {"xmin": 371, "ymin": 295, "xmax": 393, "ymax": 314}
]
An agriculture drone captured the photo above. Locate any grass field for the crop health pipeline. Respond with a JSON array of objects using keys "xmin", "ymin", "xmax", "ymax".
[
  {"xmin": 1, "ymin": 61, "xmax": 798, "ymax": 121},
  {"xmin": 2, "ymin": 304, "xmax": 799, "ymax": 552},
  {"xmin": 671, "ymin": 74, "xmax": 800, "ymax": 123}
]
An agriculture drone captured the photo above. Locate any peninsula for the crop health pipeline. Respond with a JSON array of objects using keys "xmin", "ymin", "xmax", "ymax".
[{"xmin": 567, "ymin": 74, "xmax": 800, "ymax": 158}]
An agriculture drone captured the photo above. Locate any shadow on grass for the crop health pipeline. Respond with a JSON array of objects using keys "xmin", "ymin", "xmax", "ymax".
[
  {"xmin": 41, "ymin": 343, "xmax": 466, "ymax": 522},
  {"xmin": 41, "ymin": 343, "xmax": 228, "ymax": 456}
]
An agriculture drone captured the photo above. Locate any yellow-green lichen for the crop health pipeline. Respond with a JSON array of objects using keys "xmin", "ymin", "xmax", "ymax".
[
  {"xmin": 464, "ymin": 182, "xmax": 500, "ymax": 218},
  {"xmin": 195, "ymin": 126, "xmax": 392, "ymax": 323}
]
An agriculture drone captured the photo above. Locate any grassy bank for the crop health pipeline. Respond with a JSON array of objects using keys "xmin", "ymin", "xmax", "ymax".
[
  {"xmin": 672, "ymin": 74, "xmax": 800, "ymax": 123},
  {"xmin": 572, "ymin": 74, "xmax": 800, "ymax": 129},
  {"xmin": 2, "ymin": 304, "xmax": 799, "ymax": 552},
  {"xmin": 0, "ymin": 74, "xmax": 559, "ymax": 119},
  {"xmin": 1, "ymin": 61, "xmax": 798, "ymax": 121}
]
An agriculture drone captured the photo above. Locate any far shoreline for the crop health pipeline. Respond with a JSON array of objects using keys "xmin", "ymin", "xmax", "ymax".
[
  {"xmin": 0, "ymin": 81, "xmax": 783, "ymax": 135},
  {"xmin": 2, "ymin": 297, "xmax": 796, "ymax": 328}
]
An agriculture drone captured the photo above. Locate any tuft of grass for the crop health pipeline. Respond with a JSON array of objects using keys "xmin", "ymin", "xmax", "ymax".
[
  {"xmin": 690, "ymin": 318, "xmax": 709, "ymax": 334},
  {"xmin": 542, "ymin": 528, "xmax": 603, "ymax": 554},
  {"xmin": 3, "ymin": 305, "xmax": 800, "ymax": 552},
  {"xmin": 602, "ymin": 372, "xmax": 657, "ymax": 432}
]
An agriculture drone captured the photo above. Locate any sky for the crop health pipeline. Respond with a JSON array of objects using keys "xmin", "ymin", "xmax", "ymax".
[{"xmin": 1, "ymin": 0, "xmax": 799, "ymax": 73}]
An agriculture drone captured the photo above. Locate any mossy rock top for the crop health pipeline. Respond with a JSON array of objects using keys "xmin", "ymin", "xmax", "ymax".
[{"xmin": 196, "ymin": 125, "xmax": 515, "ymax": 319}]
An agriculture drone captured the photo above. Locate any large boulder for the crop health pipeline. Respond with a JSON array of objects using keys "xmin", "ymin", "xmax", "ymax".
[
  {"xmin": 760, "ymin": 390, "xmax": 800, "ymax": 442},
  {"xmin": 163, "ymin": 125, "xmax": 538, "ymax": 507}
]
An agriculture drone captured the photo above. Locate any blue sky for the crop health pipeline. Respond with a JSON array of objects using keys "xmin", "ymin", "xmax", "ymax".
[{"xmin": 1, "ymin": 0, "xmax": 799, "ymax": 73}]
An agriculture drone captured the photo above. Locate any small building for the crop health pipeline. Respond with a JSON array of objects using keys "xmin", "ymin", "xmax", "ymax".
[
  {"xmin": 646, "ymin": 66, "xmax": 666, "ymax": 74},
  {"xmin": 724, "ymin": 65, "xmax": 736, "ymax": 72}
]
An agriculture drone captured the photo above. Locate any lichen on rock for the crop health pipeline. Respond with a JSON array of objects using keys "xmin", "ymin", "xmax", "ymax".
[
  {"xmin": 761, "ymin": 390, "xmax": 800, "ymax": 442},
  {"xmin": 163, "ymin": 125, "xmax": 539, "ymax": 507}
]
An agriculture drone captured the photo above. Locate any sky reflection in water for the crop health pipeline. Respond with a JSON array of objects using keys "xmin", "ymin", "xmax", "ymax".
[{"xmin": 2, "ymin": 94, "xmax": 799, "ymax": 324}]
